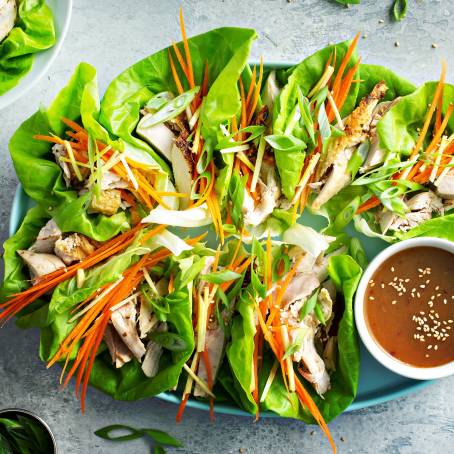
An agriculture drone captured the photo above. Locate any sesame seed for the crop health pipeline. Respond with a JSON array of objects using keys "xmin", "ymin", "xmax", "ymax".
[
  {"xmin": 391, "ymin": 267, "xmax": 395, "ymax": 272},
  {"xmin": 432, "ymin": 43, "xmax": 438, "ymax": 48},
  {"xmin": 392, "ymin": 300, "xmax": 397, "ymax": 305}
]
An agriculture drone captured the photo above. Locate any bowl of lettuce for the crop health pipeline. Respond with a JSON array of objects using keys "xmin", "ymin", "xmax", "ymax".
[{"xmin": 0, "ymin": 0, "xmax": 72, "ymax": 109}]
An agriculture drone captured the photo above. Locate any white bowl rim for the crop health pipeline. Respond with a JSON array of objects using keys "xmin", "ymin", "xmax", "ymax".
[
  {"xmin": 354, "ymin": 236, "xmax": 454, "ymax": 380},
  {"xmin": 0, "ymin": 0, "xmax": 73, "ymax": 110}
]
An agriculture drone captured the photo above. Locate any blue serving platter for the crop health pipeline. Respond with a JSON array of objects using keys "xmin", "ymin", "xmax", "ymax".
[{"xmin": 9, "ymin": 186, "xmax": 432, "ymax": 415}]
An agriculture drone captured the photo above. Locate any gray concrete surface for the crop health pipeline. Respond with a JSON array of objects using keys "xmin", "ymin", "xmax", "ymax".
[{"xmin": 1, "ymin": 0, "xmax": 453, "ymax": 452}]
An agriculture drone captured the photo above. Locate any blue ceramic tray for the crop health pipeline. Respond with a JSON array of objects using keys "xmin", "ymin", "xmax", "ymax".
[{"xmin": 10, "ymin": 186, "xmax": 431, "ymax": 414}]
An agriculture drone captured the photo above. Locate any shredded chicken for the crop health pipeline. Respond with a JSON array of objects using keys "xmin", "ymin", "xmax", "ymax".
[
  {"xmin": 0, "ymin": 0, "xmax": 16, "ymax": 44},
  {"xmin": 362, "ymin": 98, "xmax": 401, "ymax": 171},
  {"xmin": 110, "ymin": 301, "xmax": 146, "ymax": 361},
  {"xmin": 54, "ymin": 233, "xmax": 95, "ymax": 265},
  {"xmin": 287, "ymin": 288, "xmax": 334, "ymax": 395},
  {"xmin": 30, "ymin": 219, "xmax": 62, "ymax": 253},
  {"xmin": 312, "ymin": 82, "xmax": 388, "ymax": 210},
  {"xmin": 435, "ymin": 171, "xmax": 454, "ymax": 199},
  {"xmin": 194, "ymin": 323, "xmax": 225, "ymax": 397},
  {"xmin": 142, "ymin": 323, "xmax": 167, "ymax": 378},
  {"xmin": 104, "ymin": 324, "xmax": 133, "ymax": 368},
  {"xmin": 17, "ymin": 250, "xmax": 65, "ymax": 281},
  {"xmin": 242, "ymin": 165, "xmax": 280, "ymax": 226},
  {"xmin": 379, "ymin": 191, "xmax": 444, "ymax": 233},
  {"xmin": 100, "ymin": 170, "xmax": 129, "ymax": 190},
  {"xmin": 138, "ymin": 294, "xmax": 158, "ymax": 339}
]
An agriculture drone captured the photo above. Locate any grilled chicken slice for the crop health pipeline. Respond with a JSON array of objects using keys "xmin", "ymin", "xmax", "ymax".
[
  {"xmin": 171, "ymin": 139, "xmax": 194, "ymax": 210},
  {"xmin": 90, "ymin": 189, "xmax": 122, "ymax": 216},
  {"xmin": 30, "ymin": 219, "xmax": 62, "ymax": 253},
  {"xmin": 54, "ymin": 233, "xmax": 95, "ymax": 265},
  {"xmin": 100, "ymin": 170, "xmax": 129, "ymax": 190},
  {"xmin": 312, "ymin": 148, "xmax": 354, "ymax": 210},
  {"xmin": 242, "ymin": 165, "xmax": 280, "ymax": 226},
  {"xmin": 280, "ymin": 272, "xmax": 321, "ymax": 322},
  {"xmin": 0, "ymin": 0, "xmax": 16, "ymax": 43},
  {"xmin": 435, "ymin": 172, "xmax": 454, "ymax": 199},
  {"xmin": 194, "ymin": 323, "xmax": 225, "ymax": 397},
  {"xmin": 262, "ymin": 70, "xmax": 281, "ymax": 113},
  {"xmin": 362, "ymin": 98, "xmax": 400, "ymax": 171},
  {"xmin": 111, "ymin": 301, "xmax": 146, "ymax": 361},
  {"xmin": 379, "ymin": 191, "xmax": 444, "ymax": 233},
  {"xmin": 142, "ymin": 322, "xmax": 167, "ymax": 378},
  {"xmin": 52, "ymin": 144, "xmax": 90, "ymax": 186},
  {"xmin": 312, "ymin": 82, "xmax": 388, "ymax": 210},
  {"xmin": 18, "ymin": 250, "xmax": 65, "ymax": 281},
  {"xmin": 289, "ymin": 288, "xmax": 334, "ymax": 395},
  {"xmin": 136, "ymin": 122, "xmax": 175, "ymax": 161},
  {"xmin": 295, "ymin": 326, "xmax": 331, "ymax": 395},
  {"xmin": 138, "ymin": 295, "xmax": 158, "ymax": 339},
  {"xmin": 317, "ymin": 82, "xmax": 388, "ymax": 179},
  {"xmin": 104, "ymin": 324, "xmax": 133, "ymax": 368}
]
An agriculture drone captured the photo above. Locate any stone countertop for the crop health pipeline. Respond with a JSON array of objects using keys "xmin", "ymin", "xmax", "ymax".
[{"xmin": 0, "ymin": 0, "xmax": 453, "ymax": 452}]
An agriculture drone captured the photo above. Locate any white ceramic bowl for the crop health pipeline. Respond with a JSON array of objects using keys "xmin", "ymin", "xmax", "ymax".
[
  {"xmin": 0, "ymin": 0, "xmax": 73, "ymax": 110},
  {"xmin": 355, "ymin": 236, "xmax": 454, "ymax": 380}
]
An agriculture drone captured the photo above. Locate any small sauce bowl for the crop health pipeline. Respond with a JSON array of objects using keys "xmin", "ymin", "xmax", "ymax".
[
  {"xmin": 355, "ymin": 237, "xmax": 454, "ymax": 380},
  {"xmin": 0, "ymin": 408, "xmax": 57, "ymax": 453}
]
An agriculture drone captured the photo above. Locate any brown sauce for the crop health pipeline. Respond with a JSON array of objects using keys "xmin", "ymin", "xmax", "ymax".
[{"xmin": 365, "ymin": 246, "xmax": 454, "ymax": 367}]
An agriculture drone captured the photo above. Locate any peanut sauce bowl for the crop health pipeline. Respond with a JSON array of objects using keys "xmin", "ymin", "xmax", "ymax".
[{"xmin": 355, "ymin": 237, "xmax": 454, "ymax": 381}]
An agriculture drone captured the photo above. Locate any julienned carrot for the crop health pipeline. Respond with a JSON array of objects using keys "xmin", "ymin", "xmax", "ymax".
[
  {"xmin": 247, "ymin": 58, "xmax": 264, "ymax": 124},
  {"xmin": 408, "ymin": 61, "xmax": 447, "ymax": 161},
  {"xmin": 168, "ymin": 50, "xmax": 185, "ymax": 95},
  {"xmin": 61, "ymin": 117, "xmax": 86, "ymax": 133},
  {"xmin": 331, "ymin": 32, "xmax": 360, "ymax": 99},
  {"xmin": 171, "ymin": 41, "xmax": 190, "ymax": 82},
  {"xmin": 294, "ymin": 377, "xmax": 336, "ymax": 453},
  {"xmin": 239, "ymin": 78, "xmax": 247, "ymax": 131},
  {"xmin": 334, "ymin": 57, "xmax": 361, "ymax": 114},
  {"xmin": 356, "ymin": 195, "xmax": 380, "ymax": 214},
  {"xmin": 176, "ymin": 395, "xmax": 189, "ymax": 423},
  {"xmin": 245, "ymin": 65, "xmax": 257, "ymax": 107},
  {"xmin": 179, "ymin": 8, "xmax": 195, "ymax": 89}
]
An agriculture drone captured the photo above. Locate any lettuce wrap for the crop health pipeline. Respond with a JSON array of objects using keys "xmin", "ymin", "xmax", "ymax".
[
  {"xmin": 0, "ymin": 208, "xmax": 206, "ymax": 404},
  {"xmin": 0, "ymin": 0, "xmax": 55, "ymax": 95},
  {"xmin": 223, "ymin": 228, "xmax": 362, "ymax": 423},
  {"xmin": 351, "ymin": 81, "xmax": 454, "ymax": 241}
]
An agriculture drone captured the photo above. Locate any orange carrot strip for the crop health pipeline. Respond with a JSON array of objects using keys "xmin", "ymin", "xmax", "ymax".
[
  {"xmin": 331, "ymin": 32, "xmax": 360, "ymax": 99},
  {"xmin": 61, "ymin": 117, "xmax": 86, "ymax": 133},
  {"xmin": 247, "ymin": 57, "xmax": 264, "ymax": 124},
  {"xmin": 408, "ymin": 61, "xmax": 447, "ymax": 160},
  {"xmin": 356, "ymin": 195, "xmax": 381, "ymax": 214},
  {"xmin": 245, "ymin": 65, "xmax": 257, "ymax": 108},
  {"xmin": 176, "ymin": 395, "xmax": 189, "ymax": 423},
  {"xmin": 168, "ymin": 50, "xmax": 184, "ymax": 95},
  {"xmin": 179, "ymin": 8, "xmax": 195, "ymax": 88},
  {"xmin": 171, "ymin": 41, "xmax": 190, "ymax": 82}
]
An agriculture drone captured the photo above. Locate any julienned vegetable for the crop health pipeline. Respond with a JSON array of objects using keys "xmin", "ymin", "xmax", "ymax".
[{"xmin": 0, "ymin": 0, "xmax": 56, "ymax": 95}]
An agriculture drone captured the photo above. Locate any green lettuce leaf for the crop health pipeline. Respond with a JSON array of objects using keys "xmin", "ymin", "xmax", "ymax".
[
  {"xmin": 99, "ymin": 27, "xmax": 256, "ymax": 168},
  {"xmin": 9, "ymin": 62, "xmax": 130, "ymax": 241},
  {"xmin": 0, "ymin": 0, "xmax": 56, "ymax": 95},
  {"xmin": 398, "ymin": 213, "xmax": 454, "ymax": 242},
  {"xmin": 356, "ymin": 64, "xmax": 415, "ymax": 103},
  {"xmin": 225, "ymin": 288, "xmax": 257, "ymax": 414},
  {"xmin": 377, "ymin": 82, "xmax": 454, "ymax": 156}
]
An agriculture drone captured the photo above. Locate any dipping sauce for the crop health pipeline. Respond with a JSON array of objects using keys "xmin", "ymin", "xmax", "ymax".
[{"xmin": 365, "ymin": 246, "xmax": 454, "ymax": 367}]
